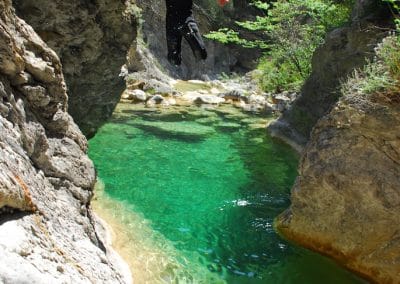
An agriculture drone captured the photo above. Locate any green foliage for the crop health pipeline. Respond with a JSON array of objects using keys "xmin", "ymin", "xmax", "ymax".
[
  {"xmin": 125, "ymin": 1, "xmax": 143, "ymax": 23},
  {"xmin": 379, "ymin": 35, "xmax": 400, "ymax": 81},
  {"xmin": 206, "ymin": 0, "xmax": 352, "ymax": 92},
  {"xmin": 341, "ymin": 1, "xmax": 400, "ymax": 97},
  {"xmin": 384, "ymin": 0, "xmax": 400, "ymax": 30},
  {"xmin": 257, "ymin": 56, "xmax": 305, "ymax": 92},
  {"xmin": 341, "ymin": 36, "xmax": 400, "ymax": 96}
]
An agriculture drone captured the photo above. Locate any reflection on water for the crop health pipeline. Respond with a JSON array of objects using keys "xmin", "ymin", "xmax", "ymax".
[{"xmin": 89, "ymin": 104, "xmax": 363, "ymax": 283}]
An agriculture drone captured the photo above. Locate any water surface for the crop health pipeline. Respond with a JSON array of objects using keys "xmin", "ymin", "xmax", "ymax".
[{"xmin": 89, "ymin": 104, "xmax": 362, "ymax": 283}]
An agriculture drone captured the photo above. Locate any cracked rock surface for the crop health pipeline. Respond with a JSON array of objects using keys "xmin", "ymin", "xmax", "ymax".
[
  {"xmin": 276, "ymin": 91, "xmax": 400, "ymax": 283},
  {"xmin": 0, "ymin": 1, "xmax": 130, "ymax": 282},
  {"xmin": 14, "ymin": 0, "xmax": 138, "ymax": 137}
]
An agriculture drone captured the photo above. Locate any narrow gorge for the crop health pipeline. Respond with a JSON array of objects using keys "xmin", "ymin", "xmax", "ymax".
[{"xmin": 0, "ymin": 0, "xmax": 399, "ymax": 283}]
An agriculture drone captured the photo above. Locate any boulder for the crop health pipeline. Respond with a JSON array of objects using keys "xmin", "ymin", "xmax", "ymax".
[
  {"xmin": 248, "ymin": 94, "xmax": 266, "ymax": 105},
  {"xmin": 194, "ymin": 95, "xmax": 225, "ymax": 105},
  {"xmin": 122, "ymin": 89, "xmax": 148, "ymax": 102},
  {"xmin": 144, "ymin": 79, "xmax": 175, "ymax": 95},
  {"xmin": 146, "ymin": 94, "xmax": 175, "ymax": 107},
  {"xmin": 276, "ymin": 92, "xmax": 400, "ymax": 283},
  {"xmin": 220, "ymin": 89, "xmax": 247, "ymax": 102}
]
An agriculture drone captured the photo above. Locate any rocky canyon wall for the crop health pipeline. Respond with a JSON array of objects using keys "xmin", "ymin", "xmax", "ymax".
[
  {"xmin": 0, "ymin": 0, "xmax": 130, "ymax": 282},
  {"xmin": 276, "ymin": 89, "xmax": 400, "ymax": 283},
  {"xmin": 269, "ymin": 0, "xmax": 392, "ymax": 148},
  {"xmin": 274, "ymin": 0, "xmax": 400, "ymax": 282},
  {"xmin": 133, "ymin": 0, "xmax": 263, "ymax": 79},
  {"xmin": 14, "ymin": 0, "xmax": 138, "ymax": 137}
]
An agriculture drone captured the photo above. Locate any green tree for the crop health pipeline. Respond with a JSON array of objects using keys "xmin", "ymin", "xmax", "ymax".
[{"xmin": 206, "ymin": 0, "xmax": 352, "ymax": 92}]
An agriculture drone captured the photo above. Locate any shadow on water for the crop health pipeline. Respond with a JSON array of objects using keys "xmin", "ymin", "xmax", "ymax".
[
  {"xmin": 236, "ymin": 128, "xmax": 299, "ymax": 189},
  {"xmin": 191, "ymin": 126, "xmax": 300, "ymax": 280},
  {"xmin": 119, "ymin": 109, "xmax": 158, "ymax": 116},
  {"xmin": 141, "ymin": 112, "xmax": 192, "ymax": 122},
  {"xmin": 126, "ymin": 122, "xmax": 211, "ymax": 143}
]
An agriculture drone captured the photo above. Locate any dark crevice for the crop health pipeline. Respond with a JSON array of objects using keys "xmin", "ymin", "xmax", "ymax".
[
  {"xmin": 87, "ymin": 207, "xmax": 107, "ymax": 253},
  {"xmin": 0, "ymin": 207, "xmax": 31, "ymax": 226}
]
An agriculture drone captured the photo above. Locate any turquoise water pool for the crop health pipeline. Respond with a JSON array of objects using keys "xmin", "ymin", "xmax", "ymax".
[{"xmin": 89, "ymin": 104, "xmax": 362, "ymax": 283}]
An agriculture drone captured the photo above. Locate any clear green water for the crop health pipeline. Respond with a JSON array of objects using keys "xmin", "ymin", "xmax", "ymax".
[{"xmin": 89, "ymin": 104, "xmax": 363, "ymax": 283}]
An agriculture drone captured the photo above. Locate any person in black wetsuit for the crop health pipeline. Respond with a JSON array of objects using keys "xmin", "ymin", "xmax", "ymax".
[{"xmin": 165, "ymin": 0, "xmax": 229, "ymax": 66}]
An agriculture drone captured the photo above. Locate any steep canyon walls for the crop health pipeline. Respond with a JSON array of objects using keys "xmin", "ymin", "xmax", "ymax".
[
  {"xmin": 0, "ymin": 1, "xmax": 132, "ymax": 282},
  {"xmin": 133, "ymin": 0, "xmax": 263, "ymax": 79},
  {"xmin": 14, "ymin": 0, "xmax": 137, "ymax": 137}
]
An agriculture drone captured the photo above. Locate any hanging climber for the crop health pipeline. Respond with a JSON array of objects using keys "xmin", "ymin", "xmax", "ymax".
[{"xmin": 165, "ymin": 0, "xmax": 229, "ymax": 66}]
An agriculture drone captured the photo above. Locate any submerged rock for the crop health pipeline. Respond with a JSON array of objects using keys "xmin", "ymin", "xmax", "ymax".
[
  {"xmin": 195, "ymin": 116, "xmax": 222, "ymax": 125},
  {"xmin": 132, "ymin": 120, "xmax": 215, "ymax": 141},
  {"xmin": 240, "ymin": 102, "xmax": 272, "ymax": 114},
  {"xmin": 215, "ymin": 122, "xmax": 242, "ymax": 132}
]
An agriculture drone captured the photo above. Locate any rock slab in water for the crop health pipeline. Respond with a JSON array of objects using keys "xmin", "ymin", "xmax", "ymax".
[
  {"xmin": 0, "ymin": 1, "xmax": 130, "ymax": 282},
  {"xmin": 194, "ymin": 95, "xmax": 225, "ymax": 105}
]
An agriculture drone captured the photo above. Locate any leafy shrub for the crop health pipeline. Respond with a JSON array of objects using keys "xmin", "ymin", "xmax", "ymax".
[
  {"xmin": 341, "ymin": 1, "xmax": 400, "ymax": 97},
  {"xmin": 205, "ymin": 0, "xmax": 352, "ymax": 92},
  {"xmin": 384, "ymin": 0, "xmax": 400, "ymax": 30},
  {"xmin": 341, "ymin": 36, "xmax": 400, "ymax": 97}
]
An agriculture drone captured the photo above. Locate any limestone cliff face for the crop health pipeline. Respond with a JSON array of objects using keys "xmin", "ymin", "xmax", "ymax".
[
  {"xmin": 133, "ymin": 0, "xmax": 262, "ymax": 79},
  {"xmin": 269, "ymin": 0, "xmax": 392, "ymax": 148},
  {"xmin": 0, "ymin": 1, "xmax": 129, "ymax": 282},
  {"xmin": 276, "ymin": 91, "xmax": 400, "ymax": 282},
  {"xmin": 271, "ymin": 1, "xmax": 400, "ymax": 281},
  {"xmin": 14, "ymin": 0, "xmax": 137, "ymax": 137}
]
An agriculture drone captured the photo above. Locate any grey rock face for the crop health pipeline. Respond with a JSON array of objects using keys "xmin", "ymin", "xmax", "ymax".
[
  {"xmin": 0, "ymin": 1, "xmax": 130, "ymax": 282},
  {"xmin": 268, "ymin": 0, "xmax": 392, "ymax": 148},
  {"xmin": 14, "ymin": 0, "xmax": 138, "ymax": 137},
  {"xmin": 133, "ymin": 0, "xmax": 262, "ymax": 79}
]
